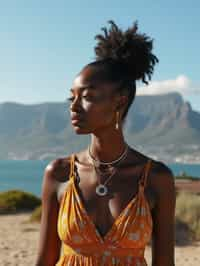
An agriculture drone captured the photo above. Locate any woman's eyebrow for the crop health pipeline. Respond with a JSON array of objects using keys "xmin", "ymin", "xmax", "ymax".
[{"xmin": 70, "ymin": 85, "xmax": 96, "ymax": 93}]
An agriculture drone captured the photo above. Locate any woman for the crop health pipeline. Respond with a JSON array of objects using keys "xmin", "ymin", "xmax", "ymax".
[{"xmin": 36, "ymin": 20, "xmax": 176, "ymax": 266}]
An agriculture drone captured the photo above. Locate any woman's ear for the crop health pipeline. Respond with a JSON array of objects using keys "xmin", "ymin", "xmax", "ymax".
[{"xmin": 116, "ymin": 95, "xmax": 128, "ymax": 111}]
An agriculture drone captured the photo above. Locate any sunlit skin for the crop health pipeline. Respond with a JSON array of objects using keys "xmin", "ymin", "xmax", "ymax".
[
  {"xmin": 36, "ymin": 65, "xmax": 176, "ymax": 266},
  {"xmin": 68, "ymin": 68, "xmax": 127, "ymax": 136}
]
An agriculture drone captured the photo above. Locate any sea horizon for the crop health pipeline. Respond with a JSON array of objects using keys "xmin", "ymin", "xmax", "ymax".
[{"xmin": 0, "ymin": 160, "xmax": 200, "ymax": 197}]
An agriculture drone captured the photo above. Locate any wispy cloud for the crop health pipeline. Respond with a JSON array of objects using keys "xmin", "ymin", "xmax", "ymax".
[{"xmin": 137, "ymin": 75, "xmax": 200, "ymax": 96}]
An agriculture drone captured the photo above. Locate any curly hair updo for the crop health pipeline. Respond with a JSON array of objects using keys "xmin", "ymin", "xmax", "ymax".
[{"xmin": 84, "ymin": 20, "xmax": 159, "ymax": 122}]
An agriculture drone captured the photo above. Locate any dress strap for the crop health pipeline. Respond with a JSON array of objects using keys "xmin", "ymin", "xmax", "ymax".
[
  {"xmin": 69, "ymin": 153, "xmax": 75, "ymax": 180},
  {"xmin": 139, "ymin": 159, "xmax": 152, "ymax": 189}
]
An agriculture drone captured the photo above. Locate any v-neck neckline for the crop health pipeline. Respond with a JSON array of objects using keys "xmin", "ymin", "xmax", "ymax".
[
  {"xmin": 70, "ymin": 153, "xmax": 150, "ymax": 243},
  {"xmin": 71, "ymin": 175, "xmax": 140, "ymax": 242}
]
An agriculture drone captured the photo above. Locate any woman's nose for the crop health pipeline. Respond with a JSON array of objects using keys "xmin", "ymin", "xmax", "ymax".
[{"xmin": 70, "ymin": 96, "xmax": 82, "ymax": 112}]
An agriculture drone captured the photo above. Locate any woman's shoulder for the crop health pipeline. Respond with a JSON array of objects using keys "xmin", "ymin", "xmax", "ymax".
[
  {"xmin": 148, "ymin": 157, "xmax": 174, "ymax": 182},
  {"xmin": 132, "ymin": 150, "xmax": 175, "ymax": 209},
  {"xmin": 42, "ymin": 154, "xmax": 75, "ymax": 203},
  {"xmin": 143, "ymin": 155, "xmax": 175, "ymax": 198},
  {"xmin": 44, "ymin": 155, "xmax": 73, "ymax": 181},
  {"xmin": 129, "ymin": 147, "xmax": 174, "ymax": 187}
]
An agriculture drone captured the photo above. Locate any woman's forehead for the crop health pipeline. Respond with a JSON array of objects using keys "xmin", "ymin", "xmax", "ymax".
[
  {"xmin": 71, "ymin": 75, "xmax": 94, "ymax": 91},
  {"xmin": 71, "ymin": 72, "xmax": 116, "ymax": 94}
]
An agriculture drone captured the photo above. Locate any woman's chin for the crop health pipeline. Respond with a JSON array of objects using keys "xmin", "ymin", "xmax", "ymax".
[{"xmin": 72, "ymin": 125, "xmax": 90, "ymax": 135}]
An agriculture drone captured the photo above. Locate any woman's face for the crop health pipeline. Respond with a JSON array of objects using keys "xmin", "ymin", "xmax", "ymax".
[{"xmin": 68, "ymin": 67, "xmax": 126, "ymax": 135}]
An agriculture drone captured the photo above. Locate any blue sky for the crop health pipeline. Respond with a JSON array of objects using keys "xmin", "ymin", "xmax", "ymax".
[{"xmin": 0, "ymin": 0, "xmax": 200, "ymax": 111}]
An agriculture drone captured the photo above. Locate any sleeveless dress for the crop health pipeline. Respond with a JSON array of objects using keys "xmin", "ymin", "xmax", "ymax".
[{"xmin": 56, "ymin": 154, "xmax": 153, "ymax": 266}]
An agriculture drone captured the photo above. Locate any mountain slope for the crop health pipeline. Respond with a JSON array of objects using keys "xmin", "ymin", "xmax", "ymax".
[{"xmin": 0, "ymin": 92, "xmax": 199, "ymax": 161}]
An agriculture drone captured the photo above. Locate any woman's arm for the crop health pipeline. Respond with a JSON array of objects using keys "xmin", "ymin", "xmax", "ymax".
[
  {"xmin": 35, "ymin": 159, "xmax": 64, "ymax": 266},
  {"xmin": 151, "ymin": 162, "xmax": 176, "ymax": 266}
]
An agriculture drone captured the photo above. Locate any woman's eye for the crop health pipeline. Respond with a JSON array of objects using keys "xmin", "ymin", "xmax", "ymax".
[
  {"xmin": 67, "ymin": 96, "xmax": 75, "ymax": 102},
  {"xmin": 66, "ymin": 95, "xmax": 93, "ymax": 102},
  {"xmin": 83, "ymin": 95, "xmax": 91, "ymax": 100}
]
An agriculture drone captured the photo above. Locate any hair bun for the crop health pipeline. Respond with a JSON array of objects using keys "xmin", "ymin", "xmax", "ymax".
[{"xmin": 94, "ymin": 20, "xmax": 159, "ymax": 84}]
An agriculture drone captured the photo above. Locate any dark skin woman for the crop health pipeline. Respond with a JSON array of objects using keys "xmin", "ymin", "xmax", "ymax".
[{"xmin": 36, "ymin": 21, "xmax": 176, "ymax": 266}]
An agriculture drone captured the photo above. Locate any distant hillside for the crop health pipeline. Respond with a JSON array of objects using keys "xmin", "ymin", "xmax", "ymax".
[
  {"xmin": 0, "ymin": 92, "xmax": 200, "ymax": 162},
  {"xmin": 125, "ymin": 93, "xmax": 200, "ymax": 145}
]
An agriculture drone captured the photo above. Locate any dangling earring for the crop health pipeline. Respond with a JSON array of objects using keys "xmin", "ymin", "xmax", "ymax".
[{"xmin": 115, "ymin": 111, "xmax": 120, "ymax": 130}]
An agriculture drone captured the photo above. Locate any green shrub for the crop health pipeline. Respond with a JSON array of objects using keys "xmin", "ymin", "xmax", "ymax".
[
  {"xmin": 175, "ymin": 217, "xmax": 194, "ymax": 245},
  {"xmin": 175, "ymin": 191, "xmax": 200, "ymax": 240},
  {"xmin": 29, "ymin": 205, "xmax": 42, "ymax": 222},
  {"xmin": 0, "ymin": 190, "xmax": 41, "ymax": 214}
]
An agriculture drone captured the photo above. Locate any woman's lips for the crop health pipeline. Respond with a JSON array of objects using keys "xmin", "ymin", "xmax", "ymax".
[
  {"xmin": 71, "ymin": 113, "xmax": 84, "ymax": 125},
  {"xmin": 71, "ymin": 118, "xmax": 83, "ymax": 125}
]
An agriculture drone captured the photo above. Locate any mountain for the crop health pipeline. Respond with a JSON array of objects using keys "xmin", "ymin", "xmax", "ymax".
[{"xmin": 0, "ymin": 92, "xmax": 200, "ymax": 162}]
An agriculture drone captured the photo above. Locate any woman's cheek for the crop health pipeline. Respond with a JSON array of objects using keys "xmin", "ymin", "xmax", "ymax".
[
  {"xmin": 81, "ymin": 99, "xmax": 112, "ymax": 122},
  {"xmin": 82, "ymin": 101, "xmax": 94, "ymax": 111},
  {"xmin": 81, "ymin": 98, "xmax": 103, "ymax": 111}
]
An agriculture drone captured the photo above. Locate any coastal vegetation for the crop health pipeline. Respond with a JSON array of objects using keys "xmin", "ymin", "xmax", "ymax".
[
  {"xmin": 175, "ymin": 191, "xmax": 200, "ymax": 241},
  {"xmin": 29, "ymin": 205, "xmax": 42, "ymax": 222},
  {"xmin": 0, "ymin": 190, "xmax": 41, "ymax": 214}
]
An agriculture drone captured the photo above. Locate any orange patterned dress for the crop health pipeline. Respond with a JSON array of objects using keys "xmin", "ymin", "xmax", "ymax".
[{"xmin": 56, "ymin": 154, "xmax": 153, "ymax": 266}]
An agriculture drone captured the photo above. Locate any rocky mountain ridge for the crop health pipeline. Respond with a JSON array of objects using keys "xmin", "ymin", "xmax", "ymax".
[{"xmin": 0, "ymin": 92, "xmax": 199, "ymax": 162}]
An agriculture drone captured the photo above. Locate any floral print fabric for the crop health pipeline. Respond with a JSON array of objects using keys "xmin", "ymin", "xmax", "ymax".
[{"xmin": 56, "ymin": 154, "xmax": 152, "ymax": 266}]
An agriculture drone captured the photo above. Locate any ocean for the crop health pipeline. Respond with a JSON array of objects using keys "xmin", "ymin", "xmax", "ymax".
[{"xmin": 0, "ymin": 160, "xmax": 199, "ymax": 197}]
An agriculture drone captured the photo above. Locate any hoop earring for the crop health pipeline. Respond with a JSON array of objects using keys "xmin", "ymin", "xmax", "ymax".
[{"xmin": 115, "ymin": 111, "xmax": 120, "ymax": 130}]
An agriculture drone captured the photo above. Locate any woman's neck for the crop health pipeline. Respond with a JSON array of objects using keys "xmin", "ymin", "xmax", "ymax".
[{"xmin": 89, "ymin": 129, "xmax": 127, "ymax": 163}]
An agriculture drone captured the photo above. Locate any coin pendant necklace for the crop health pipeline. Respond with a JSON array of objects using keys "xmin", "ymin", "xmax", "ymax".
[
  {"xmin": 94, "ymin": 166, "xmax": 117, "ymax": 196},
  {"xmin": 87, "ymin": 143, "xmax": 129, "ymax": 196}
]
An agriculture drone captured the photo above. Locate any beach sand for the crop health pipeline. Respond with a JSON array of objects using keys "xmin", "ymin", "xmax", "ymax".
[{"xmin": 0, "ymin": 213, "xmax": 200, "ymax": 266}]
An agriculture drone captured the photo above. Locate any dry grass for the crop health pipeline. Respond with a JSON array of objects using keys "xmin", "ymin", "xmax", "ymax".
[
  {"xmin": 29, "ymin": 205, "xmax": 42, "ymax": 222},
  {"xmin": 175, "ymin": 191, "xmax": 200, "ymax": 241}
]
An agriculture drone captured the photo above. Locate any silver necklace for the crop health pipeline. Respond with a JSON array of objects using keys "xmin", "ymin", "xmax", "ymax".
[
  {"xmin": 88, "ymin": 143, "xmax": 129, "ymax": 167},
  {"xmin": 93, "ymin": 166, "xmax": 117, "ymax": 196},
  {"xmin": 87, "ymin": 144, "xmax": 129, "ymax": 196}
]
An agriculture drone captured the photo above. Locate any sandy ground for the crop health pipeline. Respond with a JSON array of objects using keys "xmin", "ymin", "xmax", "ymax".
[{"xmin": 0, "ymin": 213, "xmax": 200, "ymax": 266}]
